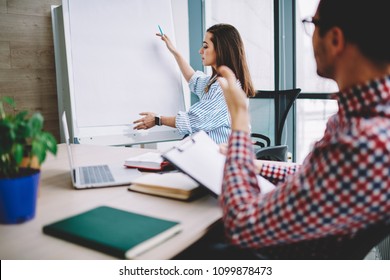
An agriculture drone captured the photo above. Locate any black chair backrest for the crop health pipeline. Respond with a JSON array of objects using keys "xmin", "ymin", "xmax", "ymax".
[
  {"xmin": 255, "ymin": 88, "xmax": 301, "ymax": 146},
  {"xmin": 255, "ymin": 145, "xmax": 287, "ymax": 162},
  {"xmin": 250, "ymin": 88, "xmax": 301, "ymax": 161},
  {"xmin": 252, "ymin": 88, "xmax": 301, "ymax": 145},
  {"xmin": 256, "ymin": 222, "xmax": 390, "ymax": 259}
]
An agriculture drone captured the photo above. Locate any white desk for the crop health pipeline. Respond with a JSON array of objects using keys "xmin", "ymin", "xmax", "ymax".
[{"xmin": 0, "ymin": 144, "xmax": 221, "ymax": 259}]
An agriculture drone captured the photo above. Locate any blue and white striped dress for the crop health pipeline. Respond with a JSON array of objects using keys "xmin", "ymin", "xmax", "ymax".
[{"xmin": 175, "ymin": 71, "xmax": 235, "ymax": 144}]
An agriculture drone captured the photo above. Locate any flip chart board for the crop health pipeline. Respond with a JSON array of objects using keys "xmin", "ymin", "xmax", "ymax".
[{"xmin": 53, "ymin": 0, "xmax": 185, "ymax": 145}]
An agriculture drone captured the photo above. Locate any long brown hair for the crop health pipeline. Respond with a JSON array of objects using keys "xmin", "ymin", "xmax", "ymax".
[{"xmin": 205, "ymin": 24, "xmax": 255, "ymax": 97}]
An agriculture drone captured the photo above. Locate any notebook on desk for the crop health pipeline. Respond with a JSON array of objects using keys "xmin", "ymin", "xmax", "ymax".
[
  {"xmin": 61, "ymin": 112, "xmax": 141, "ymax": 189},
  {"xmin": 43, "ymin": 206, "xmax": 182, "ymax": 259}
]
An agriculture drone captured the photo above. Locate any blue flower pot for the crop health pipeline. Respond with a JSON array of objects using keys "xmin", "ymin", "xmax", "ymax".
[{"xmin": 0, "ymin": 169, "xmax": 40, "ymax": 224}]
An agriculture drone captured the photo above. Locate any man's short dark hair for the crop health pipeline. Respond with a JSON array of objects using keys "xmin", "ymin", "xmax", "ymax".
[{"xmin": 317, "ymin": 0, "xmax": 390, "ymax": 63}]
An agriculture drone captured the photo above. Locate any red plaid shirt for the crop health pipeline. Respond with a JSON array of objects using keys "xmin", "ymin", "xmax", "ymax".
[{"xmin": 221, "ymin": 75, "xmax": 390, "ymax": 258}]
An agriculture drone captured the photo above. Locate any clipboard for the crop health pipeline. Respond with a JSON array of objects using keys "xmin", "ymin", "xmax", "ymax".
[
  {"xmin": 162, "ymin": 131, "xmax": 277, "ymax": 198},
  {"xmin": 162, "ymin": 131, "xmax": 225, "ymax": 197}
]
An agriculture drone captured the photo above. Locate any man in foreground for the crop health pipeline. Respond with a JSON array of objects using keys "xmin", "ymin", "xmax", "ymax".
[{"xmin": 218, "ymin": 0, "xmax": 390, "ymax": 259}]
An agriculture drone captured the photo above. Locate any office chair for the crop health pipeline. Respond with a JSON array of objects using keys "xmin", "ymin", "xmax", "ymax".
[
  {"xmin": 376, "ymin": 233, "xmax": 390, "ymax": 259},
  {"xmin": 174, "ymin": 219, "xmax": 390, "ymax": 260},
  {"xmin": 255, "ymin": 222, "xmax": 390, "ymax": 260},
  {"xmin": 253, "ymin": 144, "xmax": 288, "ymax": 162},
  {"xmin": 251, "ymin": 88, "xmax": 301, "ymax": 161}
]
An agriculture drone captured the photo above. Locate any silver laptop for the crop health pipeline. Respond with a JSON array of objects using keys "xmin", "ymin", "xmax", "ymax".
[{"xmin": 61, "ymin": 112, "xmax": 141, "ymax": 189}]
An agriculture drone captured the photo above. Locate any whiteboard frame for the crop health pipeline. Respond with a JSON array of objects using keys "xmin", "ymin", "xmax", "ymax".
[{"xmin": 52, "ymin": 0, "xmax": 186, "ymax": 145}]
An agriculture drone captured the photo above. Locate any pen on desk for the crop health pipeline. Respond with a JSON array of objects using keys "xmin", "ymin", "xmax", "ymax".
[{"xmin": 158, "ymin": 25, "xmax": 164, "ymax": 36}]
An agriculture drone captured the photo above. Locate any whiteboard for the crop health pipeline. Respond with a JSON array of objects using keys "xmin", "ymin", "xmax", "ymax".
[{"xmin": 56, "ymin": 0, "xmax": 185, "ymax": 145}]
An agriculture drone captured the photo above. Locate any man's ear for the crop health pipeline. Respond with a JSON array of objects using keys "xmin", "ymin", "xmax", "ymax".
[{"xmin": 328, "ymin": 27, "xmax": 345, "ymax": 55}]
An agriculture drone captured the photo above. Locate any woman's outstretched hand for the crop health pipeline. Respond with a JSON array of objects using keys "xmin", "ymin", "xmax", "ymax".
[
  {"xmin": 133, "ymin": 112, "xmax": 156, "ymax": 130},
  {"xmin": 156, "ymin": 33, "xmax": 177, "ymax": 54}
]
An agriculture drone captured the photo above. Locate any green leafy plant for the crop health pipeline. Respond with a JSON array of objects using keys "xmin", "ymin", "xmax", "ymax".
[{"xmin": 0, "ymin": 97, "xmax": 57, "ymax": 178}]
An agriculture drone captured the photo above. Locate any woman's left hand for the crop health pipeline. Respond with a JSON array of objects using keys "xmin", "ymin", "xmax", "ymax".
[
  {"xmin": 133, "ymin": 112, "xmax": 156, "ymax": 130},
  {"xmin": 219, "ymin": 143, "xmax": 228, "ymax": 156}
]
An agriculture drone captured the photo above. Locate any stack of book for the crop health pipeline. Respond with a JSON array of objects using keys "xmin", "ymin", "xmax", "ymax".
[{"xmin": 128, "ymin": 172, "xmax": 204, "ymax": 201}]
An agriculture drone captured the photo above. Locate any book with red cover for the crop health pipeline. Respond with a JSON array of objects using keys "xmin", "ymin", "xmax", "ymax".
[{"xmin": 124, "ymin": 152, "xmax": 170, "ymax": 171}]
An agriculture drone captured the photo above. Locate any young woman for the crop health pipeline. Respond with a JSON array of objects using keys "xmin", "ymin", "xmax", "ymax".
[{"xmin": 133, "ymin": 23, "xmax": 255, "ymax": 144}]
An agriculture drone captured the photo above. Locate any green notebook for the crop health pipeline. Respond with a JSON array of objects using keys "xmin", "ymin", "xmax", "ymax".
[{"xmin": 42, "ymin": 206, "xmax": 182, "ymax": 259}]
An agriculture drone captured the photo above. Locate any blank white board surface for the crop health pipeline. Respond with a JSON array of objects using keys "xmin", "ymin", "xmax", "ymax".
[{"xmin": 59, "ymin": 0, "xmax": 185, "ymax": 144}]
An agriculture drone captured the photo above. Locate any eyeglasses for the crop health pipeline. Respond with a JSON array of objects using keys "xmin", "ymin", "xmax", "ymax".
[{"xmin": 301, "ymin": 17, "xmax": 320, "ymax": 37}]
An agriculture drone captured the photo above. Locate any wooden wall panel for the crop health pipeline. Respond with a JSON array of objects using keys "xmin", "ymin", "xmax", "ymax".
[
  {"xmin": 0, "ymin": 0, "xmax": 62, "ymax": 141},
  {"xmin": 0, "ymin": 0, "xmax": 6, "ymax": 13},
  {"xmin": 0, "ymin": 69, "xmax": 56, "ymax": 98},
  {"xmin": 0, "ymin": 14, "xmax": 54, "ymax": 44},
  {"xmin": 11, "ymin": 41, "xmax": 55, "ymax": 69},
  {"xmin": 8, "ymin": 0, "xmax": 61, "ymax": 17},
  {"xmin": 0, "ymin": 41, "xmax": 11, "ymax": 69}
]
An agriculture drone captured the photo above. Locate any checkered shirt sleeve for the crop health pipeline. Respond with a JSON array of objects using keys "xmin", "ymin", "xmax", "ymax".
[{"xmin": 258, "ymin": 162, "xmax": 298, "ymax": 185}]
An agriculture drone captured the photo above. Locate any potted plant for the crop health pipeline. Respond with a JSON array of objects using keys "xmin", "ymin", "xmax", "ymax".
[{"xmin": 0, "ymin": 97, "xmax": 57, "ymax": 224}]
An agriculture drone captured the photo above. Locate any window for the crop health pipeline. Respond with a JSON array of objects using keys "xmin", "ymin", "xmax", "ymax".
[
  {"xmin": 295, "ymin": 0, "xmax": 339, "ymax": 163},
  {"xmin": 296, "ymin": 99, "xmax": 338, "ymax": 163},
  {"xmin": 204, "ymin": 0, "xmax": 274, "ymax": 90},
  {"xmin": 296, "ymin": 0, "xmax": 338, "ymax": 93}
]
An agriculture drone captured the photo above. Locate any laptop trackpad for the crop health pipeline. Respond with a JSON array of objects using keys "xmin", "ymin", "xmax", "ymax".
[{"xmin": 110, "ymin": 165, "xmax": 142, "ymax": 182}]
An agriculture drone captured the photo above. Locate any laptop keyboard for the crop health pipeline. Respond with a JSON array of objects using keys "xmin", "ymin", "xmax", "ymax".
[{"xmin": 79, "ymin": 165, "xmax": 115, "ymax": 184}]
